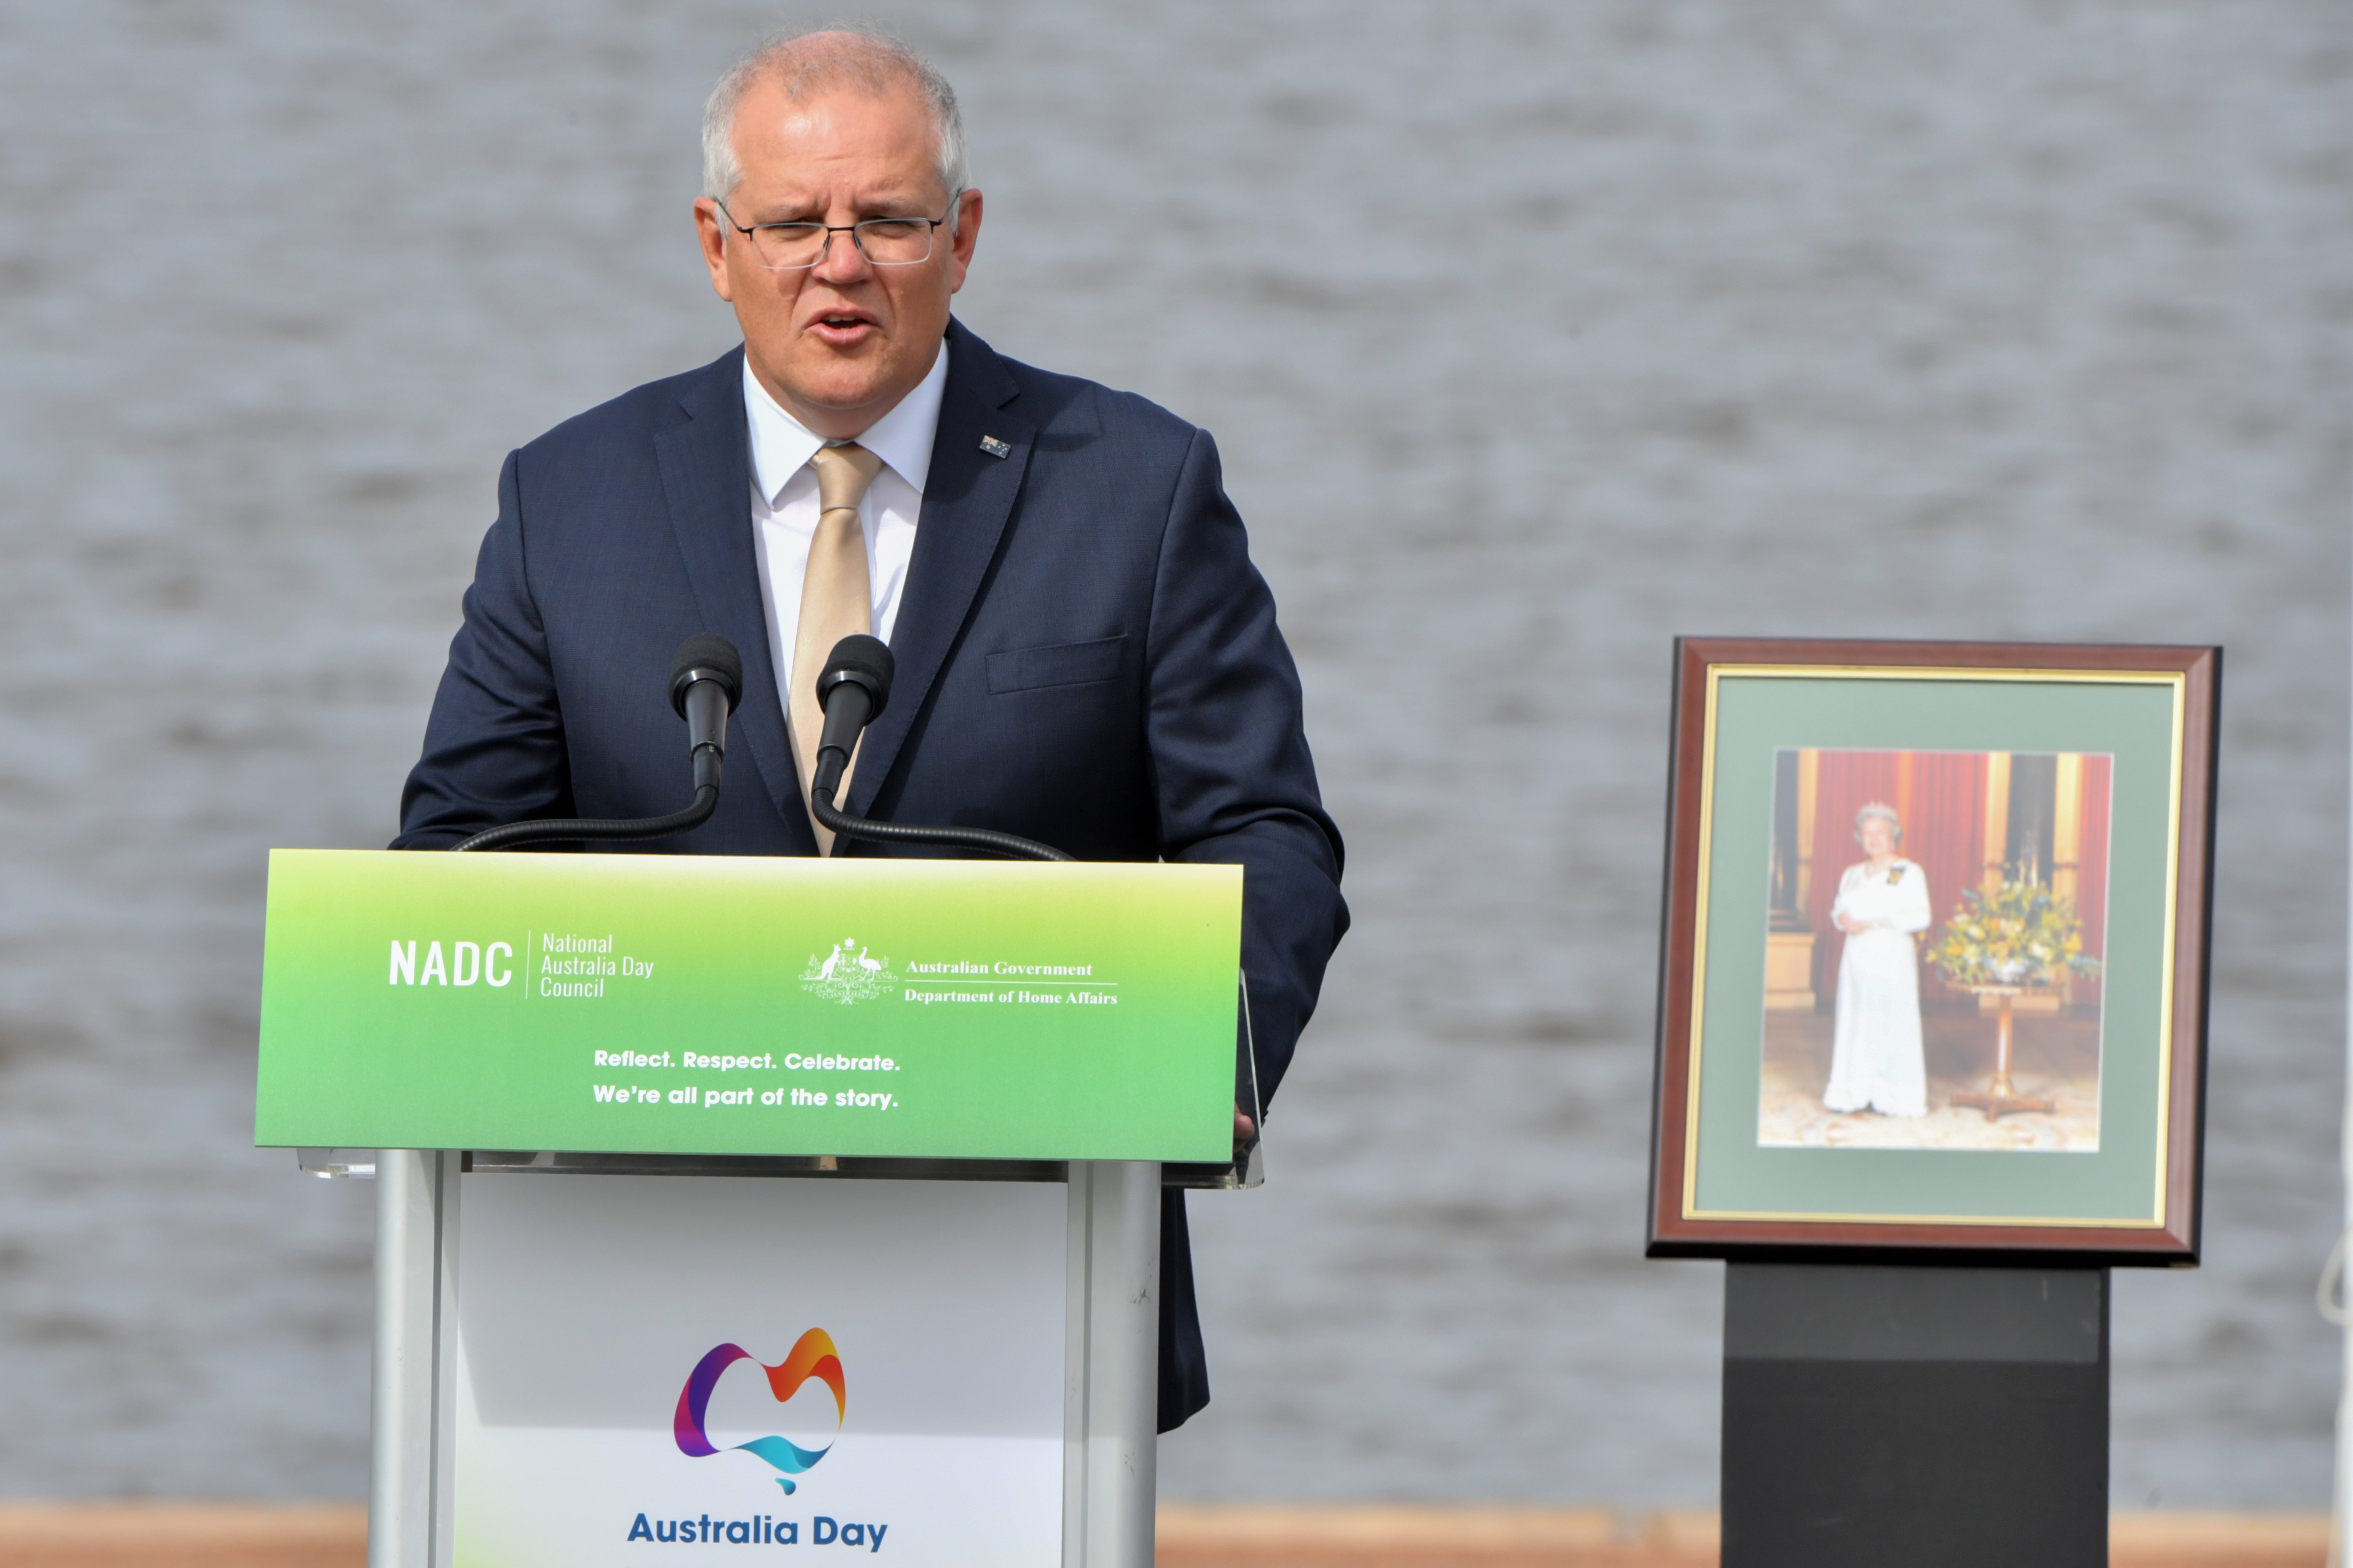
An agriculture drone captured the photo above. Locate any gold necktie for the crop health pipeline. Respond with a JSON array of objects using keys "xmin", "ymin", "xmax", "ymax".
[{"xmin": 792, "ymin": 441, "xmax": 884, "ymax": 853}]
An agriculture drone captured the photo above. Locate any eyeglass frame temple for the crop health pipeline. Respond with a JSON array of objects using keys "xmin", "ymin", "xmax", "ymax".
[{"xmin": 710, "ymin": 198, "xmax": 954, "ymax": 269}]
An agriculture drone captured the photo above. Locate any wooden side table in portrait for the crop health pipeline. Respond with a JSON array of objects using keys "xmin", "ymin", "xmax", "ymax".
[{"xmin": 1952, "ymin": 983, "xmax": 2058, "ymax": 1121}]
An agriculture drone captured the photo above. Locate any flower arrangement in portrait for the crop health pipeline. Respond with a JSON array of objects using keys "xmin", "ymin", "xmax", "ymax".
[{"xmin": 1926, "ymin": 876, "xmax": 2104, "ymax": 989}]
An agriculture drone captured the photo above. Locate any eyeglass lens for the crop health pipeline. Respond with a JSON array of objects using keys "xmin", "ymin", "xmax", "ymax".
[{"xmin": 744, "ymin": 219, "xmax": 936, "ymax": 270}]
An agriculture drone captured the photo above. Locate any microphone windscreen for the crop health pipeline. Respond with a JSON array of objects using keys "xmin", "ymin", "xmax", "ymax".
[
  {"xmin": 820, "ymin": 634, "xmax": 895, "ymax": 718},
  {"xmin": 669, "ymin": 633, "xmax": 744, "ymax": 715}
]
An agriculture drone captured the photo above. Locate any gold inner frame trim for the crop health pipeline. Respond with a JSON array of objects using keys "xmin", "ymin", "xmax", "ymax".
[{"xmin": 1679, "ymin": 663, "xmax": 2189, "ymax": 1229}]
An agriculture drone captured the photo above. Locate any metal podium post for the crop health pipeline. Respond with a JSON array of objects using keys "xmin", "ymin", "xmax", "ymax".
[
  {"xmin": 369, "ymin": 1149, "xmax": 441, "ymax": 1568},
  {"xmin": 1064, "ymin": 1161, "xmax": 1162, "ymax": 1568}
]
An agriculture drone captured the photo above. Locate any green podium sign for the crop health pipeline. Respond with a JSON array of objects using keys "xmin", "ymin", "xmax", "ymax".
[{"xmin": 255, "ymin": 850, "xmax": 1242, "ymax": 1162}]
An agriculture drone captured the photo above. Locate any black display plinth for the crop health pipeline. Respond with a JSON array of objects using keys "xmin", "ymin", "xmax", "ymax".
[{"xmin": 1721, "ymin": 1262, "xmax": 2108, "ymax": 1568}]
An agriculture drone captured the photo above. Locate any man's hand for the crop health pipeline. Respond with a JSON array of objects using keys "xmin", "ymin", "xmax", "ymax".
[{"xmin": 1235, "ymin": 1107, "xmax": 1256, "ymax": 1144}]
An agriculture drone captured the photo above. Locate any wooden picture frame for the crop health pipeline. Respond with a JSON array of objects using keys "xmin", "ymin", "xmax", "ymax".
[{"xmin": 1647, "ymin": 638, "xmax": 2218, "ymax": 1263}]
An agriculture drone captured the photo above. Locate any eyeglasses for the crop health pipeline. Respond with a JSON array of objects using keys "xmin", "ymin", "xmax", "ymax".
[{"xmin": 713, "ymin": 199, "xmax": 953, "ymax": 271}]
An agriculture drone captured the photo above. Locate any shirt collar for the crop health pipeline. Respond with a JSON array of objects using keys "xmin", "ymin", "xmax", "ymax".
[{"xmin": 742, "ymin": 339, "xmax": 951, "ymax": 507}]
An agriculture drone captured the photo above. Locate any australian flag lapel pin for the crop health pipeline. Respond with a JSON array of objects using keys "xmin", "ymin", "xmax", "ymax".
[{"xmin": 979, "ymin": 434, "xmax": 1012, "ymax": 459}]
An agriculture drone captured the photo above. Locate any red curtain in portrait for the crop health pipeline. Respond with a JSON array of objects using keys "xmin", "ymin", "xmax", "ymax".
[{"xmin": 2074, "ymin": 754, "xmax": 2112, "ymax": 1005}]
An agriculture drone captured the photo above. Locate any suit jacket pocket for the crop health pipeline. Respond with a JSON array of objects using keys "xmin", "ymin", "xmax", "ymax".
[{"xmin": 986, "ymin": 634, "xmax": 1128, "ymax": 694}]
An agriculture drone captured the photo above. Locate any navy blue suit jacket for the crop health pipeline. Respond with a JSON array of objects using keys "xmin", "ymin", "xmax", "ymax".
[{"xmin": 395, "ymin": 321, "xmax": 1347, "ymax": 1429}]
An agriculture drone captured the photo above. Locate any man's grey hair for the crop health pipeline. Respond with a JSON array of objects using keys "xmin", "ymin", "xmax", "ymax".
[
  {"xmin": 701, "ymin": 28, "xmax": 968, "ymax": 221},
  {"xmin": 1853, "ymin": 802, "xmax": 1903, "ymax": 845}
]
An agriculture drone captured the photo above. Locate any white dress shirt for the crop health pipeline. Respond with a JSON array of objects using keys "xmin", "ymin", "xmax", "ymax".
[{"xmin": 744, "ymin": 343, "xmax": 948, "ymax": 727}]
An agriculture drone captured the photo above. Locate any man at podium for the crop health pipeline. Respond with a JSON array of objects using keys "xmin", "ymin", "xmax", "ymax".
[{"xmin": 390, "ymin": 28, "xmax": 1348, "ymax": 1434}]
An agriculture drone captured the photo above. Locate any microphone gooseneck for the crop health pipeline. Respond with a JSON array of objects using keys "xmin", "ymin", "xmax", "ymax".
[
  {"xmin": 453, "ymin": 787, "xmax": 721, "ymax": 854},
  {"xmin": 806, "ymin": 635, "xmax": 1073, "ymax": 863},
  {"xmin": 450, "ymin": 634, "xmax": 744, "ymax": 853}
]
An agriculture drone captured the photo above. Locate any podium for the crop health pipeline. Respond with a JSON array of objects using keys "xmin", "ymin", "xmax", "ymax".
[{"xmin": 257, "ymin": 850, "xmax": 1251, "ymax": 1568}]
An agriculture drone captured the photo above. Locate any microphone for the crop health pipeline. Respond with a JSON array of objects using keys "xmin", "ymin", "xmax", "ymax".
[
  {"xmin": 809, "ymin": 633, "xmax": 892, "ymax": 805},
  {"xmin": 451, "ymin": 634, "xmax": 743, "ymax": 852},
  {"xmin": 669, "ymin": 632, "xmax": 744, "ymax": 793},
  {"xmin": 806, "ymin": 634, "xmax": 1072, "ymax": 862}
]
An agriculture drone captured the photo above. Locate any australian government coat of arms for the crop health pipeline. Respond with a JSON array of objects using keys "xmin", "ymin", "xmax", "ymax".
[{"xmin": 799, "ymin": 939, "xmax": 899, "ymax": 1005}]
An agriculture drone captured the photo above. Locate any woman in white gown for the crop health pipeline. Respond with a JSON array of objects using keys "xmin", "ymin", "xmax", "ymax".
[{"xmin": 1823, "ymin": 803, "xmax": 1932, "ymax": 1117}]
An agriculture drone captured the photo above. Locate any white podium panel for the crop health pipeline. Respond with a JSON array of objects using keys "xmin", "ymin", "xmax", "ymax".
[
  {"xmin": 369, "ymin": 1157, "xmax": 1161, "ymax": 1568},
  {"xmin": 451, "ymin": 1175, "xmax": 1068, "ymax": 1567}
]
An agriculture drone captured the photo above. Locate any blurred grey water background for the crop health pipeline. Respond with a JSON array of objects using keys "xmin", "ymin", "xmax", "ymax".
[{"xmin": 2, "ymin": 0, "xmax": 2348, "ymax": 1509}]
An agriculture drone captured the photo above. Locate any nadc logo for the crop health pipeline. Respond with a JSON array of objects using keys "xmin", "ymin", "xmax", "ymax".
[{"xmin": 625, "ymin": 1329, "xmax": 889, "ymax": 1551}]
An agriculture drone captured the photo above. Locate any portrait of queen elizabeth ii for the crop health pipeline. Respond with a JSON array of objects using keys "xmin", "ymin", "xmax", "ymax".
[
  {"xmin": 1755, "ymin": 747, "xmax": 2111, "ymax": 1152},
  {"xmin": 1652, "ymin": 641, "xmax": 2214, "ymax": 1260}
]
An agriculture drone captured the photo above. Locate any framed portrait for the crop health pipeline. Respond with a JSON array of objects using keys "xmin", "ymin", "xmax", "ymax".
[{"xmin": 1647, "ymin": 638, "xmax": 2218, "ymax": 1262}]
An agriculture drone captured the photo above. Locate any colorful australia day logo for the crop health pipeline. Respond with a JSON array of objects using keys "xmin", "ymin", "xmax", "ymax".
[{"xmin": 674, "ymin": 1329, "xmax": 845, "ymax": 1494}]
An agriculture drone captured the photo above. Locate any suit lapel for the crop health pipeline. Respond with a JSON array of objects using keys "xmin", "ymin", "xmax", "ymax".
[
  {"xmin": 845, "ymin": 323, "xmax": 1033, "ymax": 818},
  {"xmin": 653, "ymin": 350, "xmax": 816, "ymax": 852}
]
